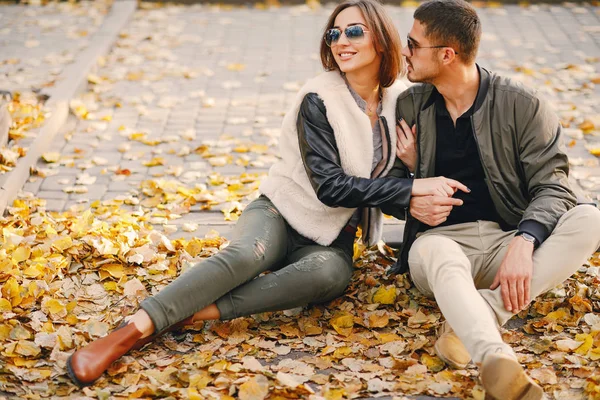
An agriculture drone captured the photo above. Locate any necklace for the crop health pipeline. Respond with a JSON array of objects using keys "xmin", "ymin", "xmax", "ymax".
[{"xmin": 366, "ymin": 89, "xmax": 381, "ymax": 117}]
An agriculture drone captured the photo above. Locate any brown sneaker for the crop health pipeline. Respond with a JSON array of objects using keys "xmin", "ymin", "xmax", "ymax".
[
  {"xmin": 67, "ymin": 322, "xmax": 144, "ymax": 387},
  {"xmin": 434, "ymin": 321, "xmax": 471, "ymax": 369},
  {"xmin": 480, "ymin": 352, "xmax": 543, "ymax": 400}
]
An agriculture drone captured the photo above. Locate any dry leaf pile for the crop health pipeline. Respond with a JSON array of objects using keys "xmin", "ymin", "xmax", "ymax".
[
  {"xmin": 0, "ymin": 92, "xmax": 46, "ymax": 173},
  {"xmin": 0, "ymin": 196, "xmax": 599, "ymax": 399}
]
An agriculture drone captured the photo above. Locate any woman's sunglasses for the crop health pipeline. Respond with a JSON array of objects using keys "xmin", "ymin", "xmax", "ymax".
[{"xmin": 325, "ymin": 25, "xmax": 370, "ymax": 47}]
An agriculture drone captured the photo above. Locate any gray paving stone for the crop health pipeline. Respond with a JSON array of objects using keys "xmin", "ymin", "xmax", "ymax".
[
  {"xmin": 42, "ymin": 198, "xmax": 67, "ymax": 212},
  {"xmin": 22, "ymin": 179, "xmax": 42, "ymax": 194},
  {"xmin": 36, "ymin": 190, "xmax": 69, "ymax": 200},
  {"xmin": 107, "ymin": 180, "xmax": 139, "ymax": 193},
  {"xmin": 40, "ymin": 175, "xmax": 74, "ymax": 191}
]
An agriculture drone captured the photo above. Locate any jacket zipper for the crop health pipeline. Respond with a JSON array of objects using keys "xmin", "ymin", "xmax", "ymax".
[{"xmin": 469, "ymin": 117, "xmax": 518, "ymax": 221}]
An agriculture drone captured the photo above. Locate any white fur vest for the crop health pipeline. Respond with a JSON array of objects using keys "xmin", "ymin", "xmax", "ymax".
[{"xmin": 260, "ymin": 71, "xmax": 407, "ymax": 246}]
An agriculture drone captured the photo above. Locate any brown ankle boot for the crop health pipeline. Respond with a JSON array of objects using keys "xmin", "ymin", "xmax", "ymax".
[
  {"xmin": 130, "ymin": 315, "xmax": 199, "ymax": 351},
  {"xmin": 480, "ymin": 352, "xmax": 543, "ymax": 400},
  {"xmin": 67, "ymin": 316, "xmax": 202, "ymax": 387},
  {"xmin": 434, "ymin": 321, "xmax": 471, "ymax": 369},
  {"xmin": 67, "ymin": 322, "xmax": 144, "ymax": 387}
]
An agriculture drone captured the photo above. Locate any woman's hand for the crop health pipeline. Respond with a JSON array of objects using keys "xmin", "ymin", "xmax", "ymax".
[
  {"xmin": 396, "ymin": 118, "xmax": 417, "ymax": 173},
  {"xmin": 412, "ymin": 177, "xmax": 470, "ymax": 197}
]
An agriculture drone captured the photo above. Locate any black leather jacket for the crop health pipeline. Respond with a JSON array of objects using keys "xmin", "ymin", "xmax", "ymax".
[{"xmin": 297, "ymin": 93, "xmax": 413, "ymax": 224}]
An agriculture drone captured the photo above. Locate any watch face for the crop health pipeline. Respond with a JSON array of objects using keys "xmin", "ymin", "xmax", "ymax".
[{"xmin": 520, "ymin": 233, "xmax": 535, "ymax": 243}]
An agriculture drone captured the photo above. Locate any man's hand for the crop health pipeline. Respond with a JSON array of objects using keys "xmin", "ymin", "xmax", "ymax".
[
  {"xmin": 490, "ymin": 236, "xmax": 534, "ymax": 313},
  {"xmin": 409, "ymin": 195, "xmax": 464, "ymax": 226},
  {"xmin": 396, "ymin": 118, "xmax": 417, "ymax": 173},
  {"xmin": 412, "ymin": 177, "xmax": 470, "ymax": 197}
]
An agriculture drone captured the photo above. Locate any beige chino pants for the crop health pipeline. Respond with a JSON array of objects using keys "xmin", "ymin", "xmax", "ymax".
[{"xmin": 408, "ymin": 205, "xmax": 600, "ymax": 364}]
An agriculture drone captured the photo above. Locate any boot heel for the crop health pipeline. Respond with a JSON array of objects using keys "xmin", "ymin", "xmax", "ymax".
[{"xmin": 66, "ymin": 355, "xmax": 90, "ymax": 388}]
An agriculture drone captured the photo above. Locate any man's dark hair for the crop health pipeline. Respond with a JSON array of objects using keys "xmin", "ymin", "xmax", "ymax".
[{"xmin": 414, "ymin": 0, "xmax": 481, "ymax": 64}]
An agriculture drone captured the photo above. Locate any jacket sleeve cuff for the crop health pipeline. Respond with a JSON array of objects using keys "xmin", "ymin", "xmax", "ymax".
[{"xmin": 517, "ymin": 220, "xmax": 549, "ymax": 246}]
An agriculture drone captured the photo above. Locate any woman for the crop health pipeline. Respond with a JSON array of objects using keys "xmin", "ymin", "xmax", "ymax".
[{"xmin": 67, "ymin": 0, "xmax": 466, "ymax": 386}]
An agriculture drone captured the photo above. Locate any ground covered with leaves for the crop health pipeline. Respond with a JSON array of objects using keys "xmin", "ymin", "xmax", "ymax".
[
  {"xmin": 1, "ymin": 2, "xmax": 600, "ymax": 399},
  {"xmin": 0, "ymin": 197, "xmax": 599, "ymax": 399}
]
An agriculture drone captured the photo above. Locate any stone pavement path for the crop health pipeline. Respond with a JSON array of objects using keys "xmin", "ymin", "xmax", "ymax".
[
  {"xmin": 0, "ymin": 1, "xmax": 112, "ymax": 95},
  {"xmin": 18, "ymin": 2, "xmax": 600, "ymax": 235}
]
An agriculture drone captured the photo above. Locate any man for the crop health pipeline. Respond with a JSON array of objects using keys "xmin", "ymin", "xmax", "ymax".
[{"xmin": 385, "ymin": 1, "xmax": 600, "ymax": 399}]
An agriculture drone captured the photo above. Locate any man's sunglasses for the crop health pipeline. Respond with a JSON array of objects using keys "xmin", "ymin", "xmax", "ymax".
[
  {"xmin": 406, "ymin": 36, "xmax": 458, "ymax": 57},
  {"xmin": 325, "ymin": 25, "xmax": 370, "ymax": 47}
]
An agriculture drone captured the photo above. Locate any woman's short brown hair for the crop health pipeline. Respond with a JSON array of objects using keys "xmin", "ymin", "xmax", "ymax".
[{"xmin": 319, "ymin": 0, "xmax": 404, "ymax": 88}]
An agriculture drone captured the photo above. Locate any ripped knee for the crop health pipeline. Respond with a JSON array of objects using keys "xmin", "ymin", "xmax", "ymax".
[{"xmin": 253, "ymin": 237, "xmax": 268, "ymax": 260}]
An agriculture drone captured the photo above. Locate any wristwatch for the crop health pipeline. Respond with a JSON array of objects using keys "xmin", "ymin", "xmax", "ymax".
[{"xmin": 516, "ymin": 232, "xmax": 538, "ymax": 247}]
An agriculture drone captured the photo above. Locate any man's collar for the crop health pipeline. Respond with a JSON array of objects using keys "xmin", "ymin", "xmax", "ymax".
[{"xmin": 421, "ymin": 64, "xmax": 490, "ymax": 113}]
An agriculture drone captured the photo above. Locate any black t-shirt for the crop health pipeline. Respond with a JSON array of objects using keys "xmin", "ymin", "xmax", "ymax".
[{"xmin": 420, "ymin": 66, "xmax": 501, "ymax": 232}]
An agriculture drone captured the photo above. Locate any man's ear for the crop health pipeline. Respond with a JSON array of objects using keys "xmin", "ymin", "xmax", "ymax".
[{"xmin": 442, "ymin": 48, "xmax": 458, "ymax": 65}]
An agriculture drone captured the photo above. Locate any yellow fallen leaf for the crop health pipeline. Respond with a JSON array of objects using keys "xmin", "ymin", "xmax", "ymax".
[
  {"xmin": 187, "ymin": 387, "xmax": 203, "ymax": 400},
  {"xmin": 250, "ymin": 144, "xmax": 269, "ymax": 154},
  {"xmin": 0, "ymin": 298, "xmax": 12, "ymax": 312},
  {"xmin": 324, "ymin": 389, "xmax": 346, "ymax": 400},
  {"xmin": 100, "ymin": 264, "xmax": 124, "ymax": 279},
  {"xmin": 41, "ymin": 152, "xmax": 60, "ymax": 163},
  {"xmin": 12, "ymin": 357, "xmax": 38, "ymax": 368},
  {"xmin": 143, "ymin": 157, "xmax": 165, "ymax": 167},
  {"xmin": 12, "ymin": 246, "xmax": 31, "ymax": 263},
  {"xmin": 189, "ymin": 371, "xmax": 212, "ymax": 390},
  {"xmin": 23, "ymin": 264, "xmax": 45, "ymax": 279},
  {"xmin": 15, "ymin": 340, "xmax": 41, "ymax": 357},
  {"xmin": 52, "ymin": 236, "xmax": 73, "ymax": 252},
  {"xmin": 353, "ymin": 241, "xmax": 366, "ymax": 260},
  {"xmin": 575, "ymin": 333, "xmax": 594, "ymax": 356},
  {"xmin": 10, "ymin": 325, "xmax": 31, "ymax": 340},
  {"xmin": 332, "ymin": 346, "xmax": 353, "ymax": 359},
  {"xmin": 2, "ymin": 278, "xmax": 23, "ymax": 307},
  {"xmin": 579, "ymin": 120, "xmax": 595, "ymax": 132},
  {"xmin": 0, "ymin": 324, "xmax": 11, "ymax": 340},
  {"xmin": 377, "ymin": 332, "xmax": 401, "ymax": 344},
  {"xmin": 545, "ymin": 308, "xmax": 570, "ymax": 321},
  {"xmin": 368, "ymin": 311, "xmax": 389, "ymax": 328},
  {"xmin": 42, "ymin": 298, "xmax": 67, "ymax": 319},
  {"xmin": 126, "ymin": 71, "xmax": 144, "ymax": 81},
  {"xmin": 227, "ymin": 63, "xmax": 246, "ymax": 71},
  {"xmin": 420, "ymin": 353, "xmax": 445, "ymax": 372},
  {"xmin": 589, "ymin": 347, "xmax": 600, "ymax": 361},
  {"xmin": 103, "ymin": 281, "xmax": 118, "ymax": 291},
  {"xmin": 330, "ymin": 312, "xmax": 354, "ymax": 337},
  {"xmin": 590, "ymin": 148, "xmax": 600, "ymax": 157},
  {"xmin": 372, "ymin": 286, "xmax": 396, "ymax": 305},
  {"xmin": 238, "ymin": 375, "xmax": 269, "ymax": 400}
]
